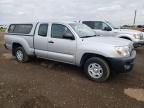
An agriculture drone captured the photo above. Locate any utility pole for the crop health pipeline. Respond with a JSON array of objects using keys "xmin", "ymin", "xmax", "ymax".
[{"xmin": 133, "ymin": 10, "xmax": 137, "ymax": 26}]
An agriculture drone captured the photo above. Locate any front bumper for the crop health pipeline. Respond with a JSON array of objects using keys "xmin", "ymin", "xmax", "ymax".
[
  {"xmin": 133, "ymin": 41, "xmax": 144, "ymax": 48},
  {"xmin": 107, "ymin": 50, "xmax": 136, "ymax": 73}
]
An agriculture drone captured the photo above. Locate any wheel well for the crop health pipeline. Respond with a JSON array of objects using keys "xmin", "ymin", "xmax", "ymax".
[
  {"xmin": 120, "ymin": 37, "xmax": 131, "ymax": 41},
  {"xmin": 80, "ymin": 53, "xmax": 109, "ymax": 67},
  {"xmin": 12, "ymin": 43, "xmax": 22, "ymax": 56}
]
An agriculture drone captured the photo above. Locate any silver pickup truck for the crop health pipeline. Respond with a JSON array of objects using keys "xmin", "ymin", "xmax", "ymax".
[
  {"xmin": 4, "ymin": 22, "xmax": 136, "ymax": 82},
  {"xmin": 82, "ymin": 21, "xmax": 144, "ymax": 48}
]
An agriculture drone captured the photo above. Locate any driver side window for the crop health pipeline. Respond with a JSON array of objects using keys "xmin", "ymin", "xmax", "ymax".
[
  {"xmin": 102, "ymin": 23, "xmax": 112, "ymax": 31},
  {"xmin": 51, "ymin": 24, "xmax": 73, "ymax": 39},
  {"xmin": 94, "ymin": 22, "xmax": 102, "ymax": 29}
]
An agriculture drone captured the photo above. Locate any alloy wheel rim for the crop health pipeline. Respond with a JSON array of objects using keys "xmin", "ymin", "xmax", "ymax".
[
  {"xmin": 88, "ymin": 63, "xmax": 103, "ymax": 79},
  {"xmin": 16, "ymin": 50, "xmax": 23, "ymax": 61}
]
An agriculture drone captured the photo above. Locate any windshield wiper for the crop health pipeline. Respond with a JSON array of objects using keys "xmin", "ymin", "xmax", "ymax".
[{"xmin": 81, "ymin": 35, "xmax": 97, "ymax": 38}]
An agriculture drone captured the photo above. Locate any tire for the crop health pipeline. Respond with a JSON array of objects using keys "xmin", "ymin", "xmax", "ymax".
[
  {"xmin": 84, "ymin": 57, "xmax": 110, "ymax": 82},
  {"xmin": 15, "ymin": 47, "xmax": 29, "ymax": 63}
]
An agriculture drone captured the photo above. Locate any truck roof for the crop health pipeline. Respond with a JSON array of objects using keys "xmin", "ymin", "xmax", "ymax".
[
  {"xmin": 8, "ymin": 21, "xmax": 77, "ymax": 25},
  {"xmin": 82, "ymin": 20, "xmax": 107, "ymax": 22}
]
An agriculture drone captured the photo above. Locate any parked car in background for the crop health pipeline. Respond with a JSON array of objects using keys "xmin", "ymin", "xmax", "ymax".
[
  {"xmin": 4, "ymin": 22, "xmax": 136, "ymax": 82},
  {"xmin": 82, "ymin": 21, "xmax": 144, "ymax": 48}
]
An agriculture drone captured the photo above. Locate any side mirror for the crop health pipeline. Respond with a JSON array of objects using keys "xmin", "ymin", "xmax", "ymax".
[
  {"xmin": 104, "ymin": 27, "xmax": 112, "ymax": 31},
  {"xmin": 63, "ymin": 33, "xmax": 75, "ymax": 40}
]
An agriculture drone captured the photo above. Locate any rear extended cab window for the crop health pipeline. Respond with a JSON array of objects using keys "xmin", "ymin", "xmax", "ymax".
[
  {"xmin": 38, "ymin": 24, "xmax": 48, "ymax": 37},
  {"xmin": 8, "ymin": 24, "xmax": 33, "ymax": 34}
]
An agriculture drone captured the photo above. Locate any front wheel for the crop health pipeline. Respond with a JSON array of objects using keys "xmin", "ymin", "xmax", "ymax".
[{"xmin": 84, "ymin": 57, "xmax": 110, "ymax": 82}]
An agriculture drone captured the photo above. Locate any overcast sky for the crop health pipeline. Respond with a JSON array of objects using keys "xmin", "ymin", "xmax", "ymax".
[{"xmin": 0, "ymin": 0, "xmax": 144, "ymax": 26}]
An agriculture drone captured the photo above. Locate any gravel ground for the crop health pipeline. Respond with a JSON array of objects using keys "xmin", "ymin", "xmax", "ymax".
[{"xmin": 0, "ymin": 33, "xmax": 144, "ymax": 108}]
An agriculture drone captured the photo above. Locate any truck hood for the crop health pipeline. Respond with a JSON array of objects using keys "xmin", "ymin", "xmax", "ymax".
[
  {"xmin": 82, "ymin": 37, "xmax": 132, "ymax": 47},
  {"xmin": 114, "ymin": 29, "xmax": 141, "ymax": 35}
]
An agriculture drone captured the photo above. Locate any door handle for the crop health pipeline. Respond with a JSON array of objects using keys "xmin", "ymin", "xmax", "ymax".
[{"xmin": 48, "ymin": 41, "xmax": 54, "ymax": 43}]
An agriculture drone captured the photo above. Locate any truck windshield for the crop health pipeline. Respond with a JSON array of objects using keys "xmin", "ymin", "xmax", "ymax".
[
  {"xmin": 106, "ymin": 21, "xmax": 119, "ymax": 29},
  {"xmin": 70, "ymin": 24, "xmax": 96, "ymax": 38}
]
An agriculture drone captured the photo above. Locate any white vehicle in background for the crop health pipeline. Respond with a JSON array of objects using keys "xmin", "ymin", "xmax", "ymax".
[{"xmin": 82, "ymin": 21, "xmax": 144, "ymax": 48}]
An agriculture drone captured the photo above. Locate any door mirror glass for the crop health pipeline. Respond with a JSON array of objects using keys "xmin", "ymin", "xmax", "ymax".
[{"xmin": 63, "ymin": 32, "xmax": 75, "ymax": 40}]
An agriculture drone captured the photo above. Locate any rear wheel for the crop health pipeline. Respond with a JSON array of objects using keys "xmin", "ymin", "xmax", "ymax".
[
  {"xmin": 84, "ymin": 57, "xmax": 110, "ymax": 82},
  {"xmin": 15, "ymin": 47, "xmax": 29, "ymax": 63}
]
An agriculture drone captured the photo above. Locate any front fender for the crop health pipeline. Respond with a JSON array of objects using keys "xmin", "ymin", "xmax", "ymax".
[
  {"xmin": 116, "ymin": 34, "xmax": 135, "ymax": 41},
  {"xmin": 75, "ymin": 49, "xmax": 113, "ymax": 66}
]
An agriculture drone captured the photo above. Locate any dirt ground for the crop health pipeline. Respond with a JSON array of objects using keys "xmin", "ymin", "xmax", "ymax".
[{"xmin": 0, "ymin": 33, "xmax": 144, "ymax": 108}]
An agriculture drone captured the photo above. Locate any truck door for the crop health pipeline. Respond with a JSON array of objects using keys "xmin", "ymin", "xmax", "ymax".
[
  {"xmin": 34, "ymin": 23, "xmax": 49, "ymax": 58},
  {"xmin": 47, "ymin": 23, "xmax": 76, "ymax": 64}
]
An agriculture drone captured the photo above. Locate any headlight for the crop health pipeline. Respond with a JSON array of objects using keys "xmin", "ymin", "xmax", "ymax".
[
  {"xmin": 133, "ymin": 34, "xmax": 141, "ymax": 39},
  {"xmin": 115, "ymin": 46, "xmax": 130, "ymax": 57}
]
